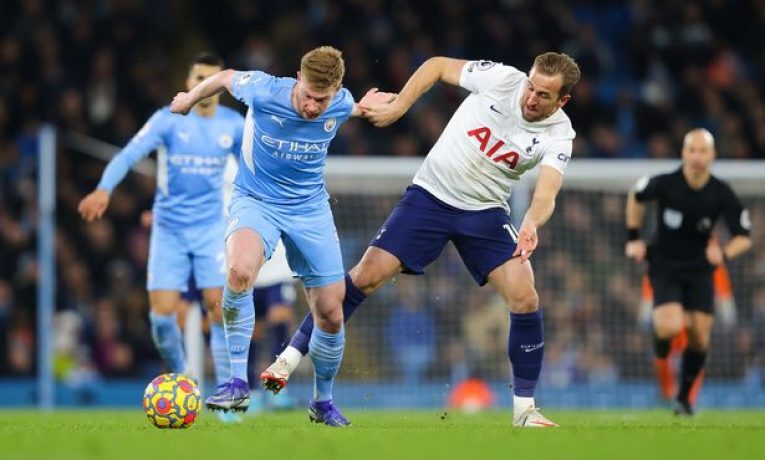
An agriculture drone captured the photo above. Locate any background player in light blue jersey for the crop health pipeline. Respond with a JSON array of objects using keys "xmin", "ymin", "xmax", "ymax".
[
  {"xmin": 78, "ymin": 54, "xmax": 243, "ymax": 402},
  {"xmin": 169, "ymin": 46, "xmax": 393, "ymax": 426}
]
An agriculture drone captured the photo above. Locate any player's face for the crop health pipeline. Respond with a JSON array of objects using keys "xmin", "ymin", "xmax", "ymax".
[
  {"xmin": 682, "ymin": 132, "xmax": 716, "ymax": 175},
  {"xmin": 187, "ymin": 64, "xmax": 222, "ymax": 108},
  {"xmin": 521, "ymin": 69, "xmax": 570, "ymax": 122},
  {"xmin": 294, "ymin": 73, "xmax": 339, "ymax": 119}
]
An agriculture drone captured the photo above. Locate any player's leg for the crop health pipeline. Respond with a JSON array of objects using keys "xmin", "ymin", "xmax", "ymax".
[
  {"xmin": 274, "ymin": 200, "xmax": 350, "ymax": 426},
  {"xmin": 648, "ymin": 270, "xmax": 685, "ymax": 402},
  {"xmin": 205, "ymin": 196, "xmax": 280, "ymax": 412},
  {"xmin": 675, "ymin": 275, "xmax": 714, "ymax": 415},
  {"xmin": 450, "ymin": 207, "xmax": 553, "ymax": 427},
  {"xmin": 146, "ymin": 222, "xmax": 191, "ymax": 373},
  {"xmin": 652, "ymin": 302, "xmax": 684, "ymax": 401},
  {"xmin": 487, "ymin": 259, "xmax": 556, "ymax": 428},
  {"xmin": 304, "ymin": 279, "xmax": 350, "ymax": 426},
  {"xmin": 148, "ymin": 290, "xmax": 186, "ymax": 372}
]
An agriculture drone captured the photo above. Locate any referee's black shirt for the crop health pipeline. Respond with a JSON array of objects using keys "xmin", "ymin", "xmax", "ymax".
[{"xmin": 634, "ymin": 168, "xmax": 751, "ymax": 274}]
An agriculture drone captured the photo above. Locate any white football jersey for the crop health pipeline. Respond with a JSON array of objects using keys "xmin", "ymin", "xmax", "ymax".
[{"xmin": 413, "ymin": 60, "xmax": 575, "ymax": 211}]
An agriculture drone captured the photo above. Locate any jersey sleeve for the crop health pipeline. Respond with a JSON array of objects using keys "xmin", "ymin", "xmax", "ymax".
[
  {"xmin": 633, "ymin": 174, "xmax": 668, "ymax": 202},
  {"xmin": 539, "ymin": 139, "xmax": 573, "ymax": 174},
  {"xmin": 229, "ymin": 70, "xmax": 272, "ymax": 106},
  {"xmin": 336, "ymin": 88, "xmax": 355, "ymax": 120},
  {"xmin": 459, "ymin": 61, "xmax": 526, "ymax": 94},
  {"xmin": 97, "ymin": 109, "xmax": 169, "ymax": 192},
  {"xmin": 720, "ymin": 184, "xmax": 751, "ymax": 237}
]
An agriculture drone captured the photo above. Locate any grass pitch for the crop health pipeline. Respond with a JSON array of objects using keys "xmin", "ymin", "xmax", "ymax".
[{"xmin": 1, "ymin": 409, "xmax": 762, "ymax": 460}]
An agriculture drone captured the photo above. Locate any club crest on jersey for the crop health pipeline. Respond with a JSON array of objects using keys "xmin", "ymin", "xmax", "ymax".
[
  {"xmin": 218, "ymin": 134, "xmax": 233, "ymax": 149},
  {"xmin": 467, "ymin": 126, "xmax": 519, "ymax": 169},
  {"xmin": 324, "ymin": 118, "xmax": 337, "ymax": 132},
  {"xmin": 526, "ymin": 138, "xmax": 540, "ymax": 154}
]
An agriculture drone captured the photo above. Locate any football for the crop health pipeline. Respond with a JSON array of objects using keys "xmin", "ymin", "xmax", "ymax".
[{"xmin": 142, "ymin": 373, "xmax": 200, "ymax": 429}]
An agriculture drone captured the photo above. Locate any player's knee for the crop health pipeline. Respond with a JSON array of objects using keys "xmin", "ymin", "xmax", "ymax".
[
  {"xmin": 349, "ymin": 262, "xmax": 388, "ymax": 295},
  {"xmin": 314, "ymin": 308, "xmax": 343, "ymax": 332},
  {"xmin": 508, "ymin": 288, "xmax": 539, "ymax": 314},
  {"xmin": 227, "ymin": 263, "xmax": 256, "ymax": 292},
  {"xmin": 654, "ymin": 321, "xmax": 683, "ymax": 340}
]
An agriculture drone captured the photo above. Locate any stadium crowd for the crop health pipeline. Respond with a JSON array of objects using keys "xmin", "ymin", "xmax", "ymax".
[{"xmin": 1, "ymin": 0, "xmax": 764, "ymax": 390}]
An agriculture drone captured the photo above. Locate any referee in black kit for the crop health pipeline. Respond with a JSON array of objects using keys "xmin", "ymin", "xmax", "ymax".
[{"xmin": 625, "ymin": 128, "xmax": 752, "ymax": 415}]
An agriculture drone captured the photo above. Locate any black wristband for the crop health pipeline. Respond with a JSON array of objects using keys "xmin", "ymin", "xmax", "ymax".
[{"xmin": 627, "ymin": 228, "xmax": 640, "ymax": 241}]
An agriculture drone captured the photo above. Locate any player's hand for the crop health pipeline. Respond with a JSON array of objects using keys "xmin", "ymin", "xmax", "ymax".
[
  {"xmin": 78, "ymin": 189, "xmax": 111, "ymax": 222},
  {"xmin": 706, "ymin": 239, "xmax": 725, "ymax": 265},
  {"xmin": 625, "ymin": 240, "xmax": 647, "ymax": 263},
  {"xmin": 358, "ymin": 88, "xmax": 397, "ymax": 112},
  {"xmin": 170, "ymin": 92, "xmax": 194, "ymax": 115},
  {"xmin": 512, "ymin": 222, "xmax": 538, "ymax": 263},
  {"xmin": 362, "ymin": 98, "xmax": 408, "ymax": 127}
]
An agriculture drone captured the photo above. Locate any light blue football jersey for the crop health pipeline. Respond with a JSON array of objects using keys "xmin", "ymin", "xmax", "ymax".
[
  {"xmin": 230, "ymin": 70, "xmax": 355, "ymax": 204},
  {"xmin": 97, "ymin": 106, "xmax": 244, "ymax": 228}
]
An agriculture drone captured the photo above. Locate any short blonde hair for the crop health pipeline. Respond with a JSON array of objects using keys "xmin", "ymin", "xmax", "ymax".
[
  {"xmin": 300, "ymin": 46, "xmax": 345, "ymax": 90},
  {"xmin": 532, "ymin": 52, "xmax": 581, "ymax": 97}
]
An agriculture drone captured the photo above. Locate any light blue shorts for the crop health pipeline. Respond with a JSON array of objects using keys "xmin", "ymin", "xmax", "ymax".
[
  {"xmin": 147, "ymin": 219, "xmax": 226, "ymax": 291},
  {"xmin": 226, "ymin": 192, "xmax": 344, "ymax": 288}
]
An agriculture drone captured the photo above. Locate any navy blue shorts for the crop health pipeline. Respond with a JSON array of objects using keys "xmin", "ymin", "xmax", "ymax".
[
  {"xmin": 371, "ymin": 185, "xmax": 519, "ymax": 286},
  {"xmin": 253, "ymin": 282, "xmax": 297, "ymax": 317}
]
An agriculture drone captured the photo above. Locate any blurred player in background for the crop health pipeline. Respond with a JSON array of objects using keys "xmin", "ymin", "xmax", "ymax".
[
  {"xmin": 625, "ymin": 128, "xmax": 752, "ymax": 415},
  {"xmin": 263, "ymin": 52, "xmax": 581, "ymax": 428},
  {"xmin": 78, "ymin": 54, "xmax": 242, "ymax": 414},
  {"xmin": 170, "ymin": 46, "xmax": 393, "ymax": 426}
]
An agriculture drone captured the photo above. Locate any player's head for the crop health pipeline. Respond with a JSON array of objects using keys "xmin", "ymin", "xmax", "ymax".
[
  {"xmin": 682, "ymin": 128, "xmax": 716, "ymax": 175},
  {"xmin": 523, "ymin": 52, "xmax": 581, "ymax": 122},
  {"xmin": 187, "ymin": 52, "xmax": 224, "ymax": 109},
  {"xmin": 294, "ymin": 46, "xmax": 345, "ymax": 119}
]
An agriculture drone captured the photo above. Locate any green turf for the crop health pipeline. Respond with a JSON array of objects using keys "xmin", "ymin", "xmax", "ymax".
[{"xmin": 1, "ymin": 409, "xmax": 763, "ymax": 460}]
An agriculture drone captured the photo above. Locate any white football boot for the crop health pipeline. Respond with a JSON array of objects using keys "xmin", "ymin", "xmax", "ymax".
[{"xmin": 512, "ymin": 406, "xmax": 559, "ymax": 428}]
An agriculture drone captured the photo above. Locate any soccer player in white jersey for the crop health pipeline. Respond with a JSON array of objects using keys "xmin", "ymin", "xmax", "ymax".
[
  {"xmin": 78, "ymin": 55, "xmax": 242, "ymax": 420},
  {"xmin": 169, "ymin": 46, "xmax": 393, "ymax": 426},
  {"xmin": 262, "ymin": 52, "xmax": 581, "ymax": 428}
]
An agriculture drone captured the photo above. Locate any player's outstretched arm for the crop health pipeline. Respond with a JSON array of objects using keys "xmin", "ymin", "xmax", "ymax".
[
  {"xmin": 170, "ymin": 69, "xmax": 236, "ymax": 115},
  {"xmin": 513, "ymin": 165, "xmax": 563, "ymax": 263},
  {"xmin": 625, "ymin": 190, "xmax": 648, "ymax": 262},
  {"xmin": 363, "ymin": 57, "xmax": 466, "ymax": 127},
  {"xmin": 78, "ymin": 110, "xmax": 167, "ymax": 222}
]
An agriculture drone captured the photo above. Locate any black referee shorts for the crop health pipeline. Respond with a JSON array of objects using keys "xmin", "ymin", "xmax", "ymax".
[{"xmin": 648, "ymin": 268, "xmax": 714, "ymax": 314}]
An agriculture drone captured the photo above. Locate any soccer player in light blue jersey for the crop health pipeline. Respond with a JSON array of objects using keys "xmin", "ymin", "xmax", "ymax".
[
  {"xmin": 169, "ymin": 46, "xmax": 393, "ymax": 426},
  {"xmin": 78, "ymin": 54, "xmax": 242, "ymax": 412}
]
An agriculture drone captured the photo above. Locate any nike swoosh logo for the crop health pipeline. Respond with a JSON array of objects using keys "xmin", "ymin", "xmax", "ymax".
[{"xmin": 490, "ymin": 105, "xmax": 504, "ymax": 115}]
